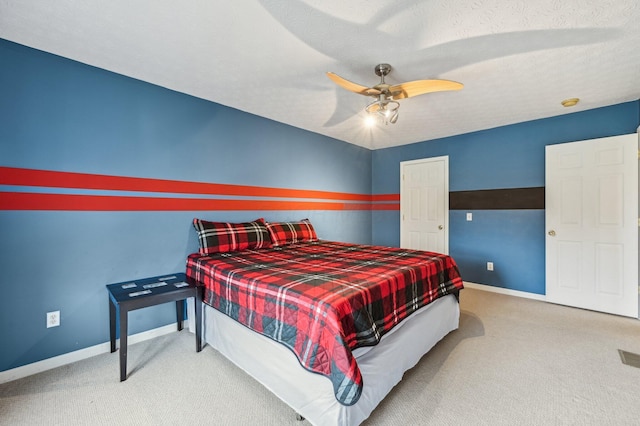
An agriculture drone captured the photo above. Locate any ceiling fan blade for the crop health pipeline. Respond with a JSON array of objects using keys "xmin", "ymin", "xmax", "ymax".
[
  {"xmin": 326, "ymin": 72, "xmax": 381, "ymax": 96},
  {"xmin": 390, "ymin": 79, "xmax": 463, "ymax": 99}
]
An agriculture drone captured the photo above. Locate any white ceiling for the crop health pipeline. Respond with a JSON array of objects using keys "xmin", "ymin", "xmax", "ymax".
[{"xmin": 1, "ymin": 0, "xmax": 639, "ymax": 150}]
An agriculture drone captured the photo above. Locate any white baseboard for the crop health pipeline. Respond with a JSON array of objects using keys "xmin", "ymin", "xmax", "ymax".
[
  {"xmin": 463, "ymin": 281, "xmax": 547, "ymax": 302},
  {"xmin": 0, "ymin": 322, "xmax": 182, "ymax": 385}
]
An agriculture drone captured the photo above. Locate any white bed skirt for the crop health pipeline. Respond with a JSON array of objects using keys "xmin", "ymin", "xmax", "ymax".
[{"xmin": 187, "ymin": 294, "xmax": 459, "ymax": 426}]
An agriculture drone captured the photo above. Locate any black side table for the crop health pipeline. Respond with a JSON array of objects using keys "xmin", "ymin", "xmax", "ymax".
[{"xmin": 107, "ymin": 272, "xmax": 203, "ymax": 381}]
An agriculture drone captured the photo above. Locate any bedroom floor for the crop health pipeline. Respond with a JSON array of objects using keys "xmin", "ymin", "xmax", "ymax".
[{"xmin": 1, "ymin": 288, "xmax": 640, "ymax": 425}]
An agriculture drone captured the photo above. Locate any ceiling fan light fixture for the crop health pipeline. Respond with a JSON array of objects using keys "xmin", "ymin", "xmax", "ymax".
[
  {"xmin": 328, "ymin": 63, "xmax": 462, "ymax": 127},
  {"xmin": 365, "ymin": 98, "xmax": 400, "ymax": 125}
]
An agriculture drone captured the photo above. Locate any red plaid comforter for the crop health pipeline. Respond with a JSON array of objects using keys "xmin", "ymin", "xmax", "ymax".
[{"xmin": 185, "ymin": 240, "xmax": 464, "ymax": 406}]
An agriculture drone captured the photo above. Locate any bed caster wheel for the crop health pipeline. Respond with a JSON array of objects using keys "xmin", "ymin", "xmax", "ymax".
[{"xmin": 295, "ymin": 413, "xmax": 305, "ymax": 421}]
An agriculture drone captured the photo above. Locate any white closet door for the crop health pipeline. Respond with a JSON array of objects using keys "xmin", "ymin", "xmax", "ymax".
[{"xmin": 545, "ymin": 133, "xmax": 638, "ymax": 318}]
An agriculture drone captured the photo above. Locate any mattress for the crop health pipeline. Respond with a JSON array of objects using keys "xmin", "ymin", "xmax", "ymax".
[{"xmin": 187, "ymin": 292, "xmax": 460, "ymax": 426}]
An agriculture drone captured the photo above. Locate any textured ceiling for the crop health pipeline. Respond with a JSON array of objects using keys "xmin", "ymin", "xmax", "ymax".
[{"xmin": 1, "ymin": 0, "xmax": 639, "ymax": 150}]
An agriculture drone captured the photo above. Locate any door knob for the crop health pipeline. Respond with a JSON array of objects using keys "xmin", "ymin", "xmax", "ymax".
[
  {"xmin": 548, "ymin": 230, "xmax": 556, "ymax": 236},
  {"xmin": 438, "ymin": 225, "xmax": 444, "ymax": 230}
]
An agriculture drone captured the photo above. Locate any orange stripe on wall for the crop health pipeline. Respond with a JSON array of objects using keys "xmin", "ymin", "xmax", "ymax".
[
  {"xmin": 0, "ymin": 192, "xmax": 400, "ymax": 211},
  {"xmin": 371, "ymin": 193, "xmax": 399, "ymax": 202},
  {"xmin": 0, "ymin": 167, "xmax": 377, "ymax": 202}
]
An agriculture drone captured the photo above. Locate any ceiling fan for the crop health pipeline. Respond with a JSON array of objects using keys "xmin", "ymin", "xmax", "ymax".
[{"xmin": 326, "ymin": 64, "xmax": 463, "ymax": 125}]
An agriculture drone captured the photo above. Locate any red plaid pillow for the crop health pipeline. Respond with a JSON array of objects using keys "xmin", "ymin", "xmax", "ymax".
[
  {"xmin": 193, "ymin": 218, "xmax": 272, "ymax": 254},
  {"xmin": 266, "ymin": 219, "xmax": 318, "ymax": 247}
]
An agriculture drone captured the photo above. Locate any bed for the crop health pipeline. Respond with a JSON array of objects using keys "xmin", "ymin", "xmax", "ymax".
[{"xmin": 185, "ymin": 218, "xmax": 464, "ymax": 425}]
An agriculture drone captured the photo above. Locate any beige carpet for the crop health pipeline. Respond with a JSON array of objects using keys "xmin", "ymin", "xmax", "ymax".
[{"xmin": 2, "ymin": 288, "xmax": 640, "ymax": 425}]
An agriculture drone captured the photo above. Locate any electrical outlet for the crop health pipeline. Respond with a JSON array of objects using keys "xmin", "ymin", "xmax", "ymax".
[
  {"xmin": 487, "ymin": 262, "xmax": 494, "ymax": 271},
  {"xmin": 47, "ymin": 311, "xmax": 60, "ymax": 328},
  {"xmin": 466, "ymin": 212, "xmax": 473, "ymax": 221}
]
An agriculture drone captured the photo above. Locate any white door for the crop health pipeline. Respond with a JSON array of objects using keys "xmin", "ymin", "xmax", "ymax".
[
  {"xmin": 545, "ymin": 134, "xmax": 638, "ymax": 318},
  {"xmin": 400, "ymin": 156, "xmax": 449, "ymax": 254}
]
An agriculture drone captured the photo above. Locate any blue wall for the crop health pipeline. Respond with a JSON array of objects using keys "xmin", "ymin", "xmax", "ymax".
[
  {"xmin": 0, "ymin": 39, "xmax": 372, "ymax": 372},
  {"xmin": 2, "ymin": 37, "xmax": 639, "ymax": 373},
  {"xmin": 372, "ymin": 101, "xmax": 640, "ymax": 295}
]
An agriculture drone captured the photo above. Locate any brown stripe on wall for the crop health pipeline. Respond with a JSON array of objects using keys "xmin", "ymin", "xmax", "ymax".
[{"xmin": 449, "ymin": 187, "xmax": 545, "ymax": 210}]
